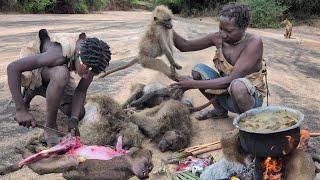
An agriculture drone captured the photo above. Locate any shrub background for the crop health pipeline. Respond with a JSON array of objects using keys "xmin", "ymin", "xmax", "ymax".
[{"xmin": 0, "ymin": 0, "xmax": 319, "ymax": 28}]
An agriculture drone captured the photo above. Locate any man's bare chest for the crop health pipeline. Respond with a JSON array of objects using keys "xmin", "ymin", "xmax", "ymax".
[{"xmin": 221, "ymin": 43, "xmax": 245, "ymax": 65}]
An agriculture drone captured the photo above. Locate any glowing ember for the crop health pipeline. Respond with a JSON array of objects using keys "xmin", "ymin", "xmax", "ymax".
[
  {"xmin": 297, "ymin": 129, "xmax": 310, "ymax": 150},
  {"xmin": 282, "ymin": 135, "xmax": 295, "ymax": 155},
  {"xmin": 263, "ymin": 157, "xmax": 282, "ymax": 180}
]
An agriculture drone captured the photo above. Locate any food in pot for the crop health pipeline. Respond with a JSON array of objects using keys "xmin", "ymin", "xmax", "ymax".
[{"xmin": 238, "ymin": 111, "xmax": 298, "ymax": 132}]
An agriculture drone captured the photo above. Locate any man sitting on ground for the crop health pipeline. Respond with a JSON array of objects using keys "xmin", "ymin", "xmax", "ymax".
[{"xmin": 171, "ymin": 2, "xmax": 267, "ymax": 120}]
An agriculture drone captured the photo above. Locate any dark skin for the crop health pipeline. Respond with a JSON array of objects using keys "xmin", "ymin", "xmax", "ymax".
[
  {"xmin": 171, "ymin": 16, "xmax": 263, "ymax": 112},
  {"xmin": 7, "ymin": 33, "xmax": 94, "ymax": 136}
]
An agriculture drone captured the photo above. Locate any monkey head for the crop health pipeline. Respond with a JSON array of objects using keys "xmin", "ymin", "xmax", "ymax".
[
  {"xmin": 127, "ymin": 147, "xmax": 153, "ymax": 179},
  {"xmin": 158, "ymin": 130, "xmax": 188, "ymax": 152},
  {"xmin": 153, "ymin": 5, "xmax": 173, "ymax": 29}
]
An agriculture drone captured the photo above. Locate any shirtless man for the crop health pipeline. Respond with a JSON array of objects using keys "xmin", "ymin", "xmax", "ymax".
[
  {"xmin": 7, "ymin": 29, "xmax": 111, "ymax": 145},
  {"xmin": 171, "ymin": 2, "xmax": 267, "ymax": 120}
]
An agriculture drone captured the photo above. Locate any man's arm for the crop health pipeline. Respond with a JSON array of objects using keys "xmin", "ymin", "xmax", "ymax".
[
  {"xmin": 70, "ymin": 76, "xmax": 93, "ymax": 119},
  {"xmin": 7, "ymin": 47, "xmax": 65, "ymax": 112},
  {"xmin": 175, "ymin": 38, "xmax": 263, "ymax": 90},
  {"xmin": 173, "ymin": 31, "xmax": 222, "ymax": 52}
]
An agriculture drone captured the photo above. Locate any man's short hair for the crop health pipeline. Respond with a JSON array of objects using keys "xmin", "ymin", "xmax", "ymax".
[
  {"xmin": 80, "ymin": 37, "xmax": 111, "ymax": 75},
  {"xmin": 219, "ymin": 2, "xmax": 251, "ymax": 29}
]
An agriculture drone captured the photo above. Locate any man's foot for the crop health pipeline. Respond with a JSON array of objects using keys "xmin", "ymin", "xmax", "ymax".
[
  {"xmin": 195, "ymin": 109, "xmax": 228, "ymax": 121},
  {"xmin": 44, "ymin": 130, "xmax": 62, "ymax": 147}
]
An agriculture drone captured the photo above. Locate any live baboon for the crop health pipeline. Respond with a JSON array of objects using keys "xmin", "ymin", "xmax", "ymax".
[
  {"xmin": 99, "ymin": 5, "xmax": 182, "ymax": 81},
  {"xmin": 1, "ymin": 147, "xmax": 153, "ymax": 180},
  {"xmin": 128, "ymin": 99, "xmax": 193, "ymax": 152},
  {"xmin": 282, "ymin": 18, "xmax": 293, "ymax": 39}
]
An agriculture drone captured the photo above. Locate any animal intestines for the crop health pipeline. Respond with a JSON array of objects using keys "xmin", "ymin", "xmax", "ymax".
[
  {"xmin": 128, "ymin": 99, "xmax": 193, "ymax": 152},
  {"xmin": 99, "ymin": 5, "xmax": 182, "ymax": 81}
]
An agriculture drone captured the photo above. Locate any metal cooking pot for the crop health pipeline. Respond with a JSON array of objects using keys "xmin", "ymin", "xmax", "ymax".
[{"xmin": 233, "ymin": 106, "xmax": 304, "ymax": 157}]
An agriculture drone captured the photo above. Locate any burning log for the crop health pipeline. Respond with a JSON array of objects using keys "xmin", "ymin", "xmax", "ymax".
[
  {"xmin": 263, "ymin": 157, "xmax": 282, "ymax": 180},
  {"xmin": 297, "ymin": 129, "xmax": 320, "ymax": 150}
]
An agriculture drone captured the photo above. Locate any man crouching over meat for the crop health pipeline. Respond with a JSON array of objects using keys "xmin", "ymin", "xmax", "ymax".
[{"xmin": 7, "ymin": 29, "xmax": 111, "ymax": 146}]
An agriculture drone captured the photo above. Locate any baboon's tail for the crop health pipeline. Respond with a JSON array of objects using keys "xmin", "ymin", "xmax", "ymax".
[
  {"xmin": 99, "ymin": 57, "xmax": 138, "ymax": 79},
  {"xmin": 189, "ymin": 98, "xmax": 215, "ymax": 113}
]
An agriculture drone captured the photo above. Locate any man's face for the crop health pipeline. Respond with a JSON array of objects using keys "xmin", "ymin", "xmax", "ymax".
[
  {"xmin": 219, "ymin": 16, "xmax": 245, "ymax": 44},
  {"xmin": 74, "ymin": 58, "xmax": 94, "ymax": 80}
]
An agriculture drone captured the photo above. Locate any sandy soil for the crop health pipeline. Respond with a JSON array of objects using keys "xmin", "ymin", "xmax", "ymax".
[{"xmin": 0, "ymin": 12, "xmax": 319, "ymax": 180}]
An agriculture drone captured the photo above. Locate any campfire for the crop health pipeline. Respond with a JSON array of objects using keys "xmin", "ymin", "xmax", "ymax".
[
  {"xmin": 234, "ymin": 129, "xmax": 316, "ymax": 180},
  {"xmin": 263, "ymin": 157, "xmax": 282, "ymax": 180},
  {"xmin": 229, "ymin": 106, "xmax": 318, "ymax": 180}
]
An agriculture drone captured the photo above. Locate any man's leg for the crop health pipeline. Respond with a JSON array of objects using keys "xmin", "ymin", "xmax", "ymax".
[
  {"xmin": 191, "ymin": 64, "xmax": 228, "ymax": 120},
  {"xmin": 41, "ymin": 66, "xmax": 70, "ymax": 144},
  {"xmin": 58, "ymin": 76, "xmax": 85, "ymax": 120},
  {"xmin": 229, "ymin": 79, "xmax": 256, "ymax": 113},
  {"xmin": 192, "ymin": 71, "xmax": 227, "ymax": 113},
  {"xmin": 59, "ymin": 104, "xmax": 85, "ymax": 120}
]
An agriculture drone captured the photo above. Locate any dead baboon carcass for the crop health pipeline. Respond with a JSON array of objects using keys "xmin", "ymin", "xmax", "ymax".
[
  {"xmin": 128, "ymin": 99, "xmax": 193, "ymax": 152},
  {"xmin": 1, "ymin": 146, "xmax": 153, "ymax": 180},
  {"xmin": 122, "ymin": 82, "xmax": 192, "ymax": 109},
  {"xmin": 80, "ymin": 95, "xmax": 144, "ymax": 149},
  {"xmin": 99, "ymin": 5, "xmax": 182, "ymax": 81}
]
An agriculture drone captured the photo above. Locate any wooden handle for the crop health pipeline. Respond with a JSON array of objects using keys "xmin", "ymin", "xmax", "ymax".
[
  {"xmin": 310, "ymin": 133, "xmax": 320, "ymax": 137},
  {"xmin": 192, "ymin": 144, "xmax": 222, "ymax": 156},
  {"xmin": 184, "ymin": 141, "xmax": 220, "ymax": 152}
]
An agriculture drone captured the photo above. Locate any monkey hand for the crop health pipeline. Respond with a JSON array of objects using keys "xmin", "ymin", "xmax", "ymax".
[{"xmin": 68, "ymin": 117, "xmax": 80, "ymax": 136}]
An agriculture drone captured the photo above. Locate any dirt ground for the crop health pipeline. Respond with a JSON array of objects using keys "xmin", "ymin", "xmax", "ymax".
[{"xmin": 0, "ymin": 11, "xmax": 319, "ymax": 180}]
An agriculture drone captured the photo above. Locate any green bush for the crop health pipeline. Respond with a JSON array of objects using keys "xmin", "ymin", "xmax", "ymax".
[
  {"xmin": 74, "ymin": 1, "xmax": 89, "ymax": 13},
  {"xmin": 86, "ymin": 0, "xmax": 108, "ymax": 11},
  {"xmin": 241, "ymin": 0, "xmax": 287, "ymax": 28},
  {"xmin": 155, "ymin": 0, "xmax": 181, "ymax": 14},
  {"xmin": 25, "ymin": 0, "xmax": 54, "ymax": 13},
  {"xmin": 0, "ymin": 0, "xmax": 17, "ymax": 11},
  {"xmin": 155, "ymin": 0, "xmax": 219, "ymax": 16},
  {"xmin": 281, "ymin": 0, "xmax": 320, "ymax": 17}
]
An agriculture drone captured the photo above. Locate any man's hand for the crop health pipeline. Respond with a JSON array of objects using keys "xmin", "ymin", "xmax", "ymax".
[
  {"xmin": 68, "ymin": 117, "xmax": 80, "ymax": 136},
  {"xmin": 170, "ymin": 78, "xmax": 196, "ymax": 91},
  {"xmin": 211, "ymin": 32, "xmax": 223, "ymax": 48},
  {"xmin": 14, "ymin": 110, "xmax": 36, "ymax": 128}
]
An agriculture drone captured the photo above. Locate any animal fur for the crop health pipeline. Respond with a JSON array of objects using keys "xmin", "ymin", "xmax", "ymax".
[
  {"xmin": 1, "ymin": 147, "xmax": 153, "ymax": 180},
  {"xmin": 221, "ymin": 129, "xmax": 247, "ymax": 165},
  {"xmin": 123, "ymin": 82, "xmax": 214, "ymax": 113},
  {"xmin": 285, "ymin": 149, "xmax": 315, "ymax": 180},
  {"xmin": 282, "ymin": 18, "xmax": 293, "ymax": 39},
  {"xmin": 80, "ymin": 95, "xmax": 144, "ymax": 148},
  {"xmin": 24, "ymin": 95, "xmax": 144, "ymax": 151},
  {"xmin": 63, "ymin": 147, "xmax": 153, "ymax": 180},
  {"xmin": 99, "ymin": 5, "xmax": 182, "ymax": 81},
  {"xmin": 128, "ymin": 99, "xmax": 193, "ymax": 152}
]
